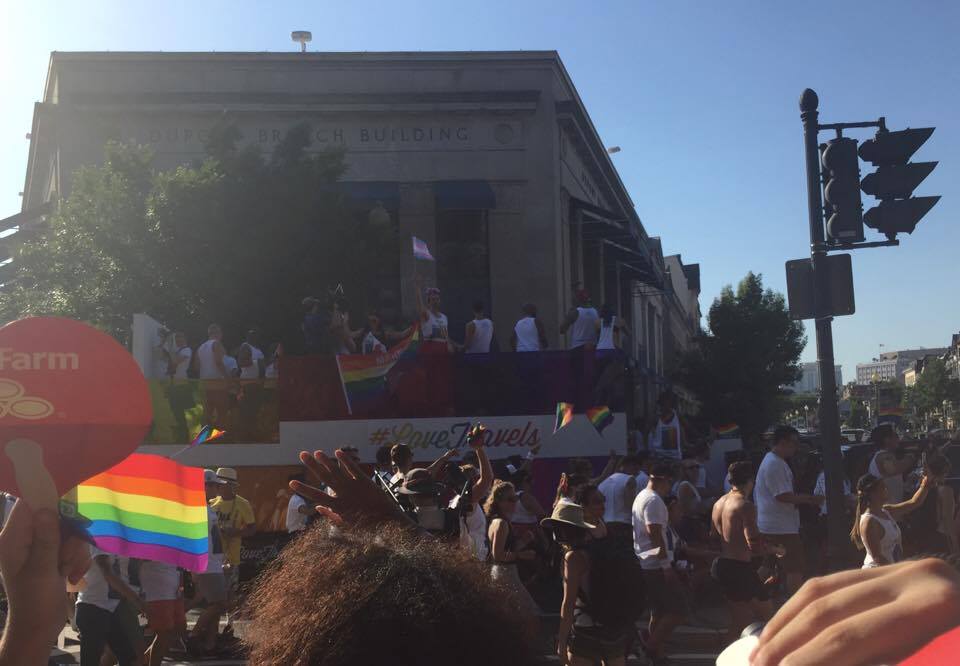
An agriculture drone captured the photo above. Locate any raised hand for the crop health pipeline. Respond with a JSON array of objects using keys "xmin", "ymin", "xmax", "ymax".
[{"xmin": 290, "ymin": 448, "xmax": 409, "ymax": 528}]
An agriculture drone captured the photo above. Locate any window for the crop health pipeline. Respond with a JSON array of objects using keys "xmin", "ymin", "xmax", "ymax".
[{"xmin": 436, "ymin": 209, "xmax": 490, "ymax": 340}]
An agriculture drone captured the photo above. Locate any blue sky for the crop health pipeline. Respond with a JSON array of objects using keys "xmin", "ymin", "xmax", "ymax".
[{"xmin": 2, "ymin": 0, "xmax": 957, "ymax": 378}]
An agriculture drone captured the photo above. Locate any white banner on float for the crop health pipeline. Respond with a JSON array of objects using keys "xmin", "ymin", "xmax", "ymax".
[{"xmin": 281, "ymin": 413, "xmax": 626, "ymax": 463}]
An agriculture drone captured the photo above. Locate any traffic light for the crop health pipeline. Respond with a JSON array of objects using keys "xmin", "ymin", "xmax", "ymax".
[
  {"xmin": 859, "ymin": 128, "xmax": 939, "ymax": 239},
  {"xmin": 821, "ymin": 137, "xmax": 864, "ymax": 244}
]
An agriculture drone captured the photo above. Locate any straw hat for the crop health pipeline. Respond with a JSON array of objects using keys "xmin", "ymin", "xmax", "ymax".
[{"xmin": 540, "ymin": 501, "xmax": 595, "ymax": 531}]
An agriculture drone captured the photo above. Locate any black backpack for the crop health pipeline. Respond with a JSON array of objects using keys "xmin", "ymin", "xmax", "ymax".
[{"xmin": 583, "ymin": 539, "xmax": 646, "ymax": 631}]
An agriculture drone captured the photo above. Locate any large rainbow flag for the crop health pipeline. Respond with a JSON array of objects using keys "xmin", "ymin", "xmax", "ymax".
[
  {"xmin": 77, "ymin": 453, "xmax": 208, "ymax": 571},
  {"xmin": 336, "ymin": 326, "xmax": 421, "ymax": 414}
]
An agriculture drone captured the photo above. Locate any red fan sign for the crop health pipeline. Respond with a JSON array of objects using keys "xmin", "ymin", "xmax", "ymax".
[{"xmin": 0, "ymin": 317, "xmax": 152, "ymax": 509}]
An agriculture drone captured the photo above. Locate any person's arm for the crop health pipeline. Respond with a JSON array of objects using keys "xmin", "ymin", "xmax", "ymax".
[
  {"xmin": 471, "ymin": 439, "xmax": 494, "ymax": 502},
  {"xmin": 775, "ymin": 491, "xmax": 824, "ymax": 506},
  {"xmin": 97, "ymin": 555, "xmax": 146, "ymax": 612},
  {"xmin": 489, "ymin": 518, "xmax": 533, "ymax": 563},
  {"xmin": 937, "ymin": 487, "xmax": 958, "ymax": 553},
  {"xmin": 743, "ymin": 503, "xmax": 784, "ymax": 556},
  {"xmin": 559, "ymin": 308, "xmax": 578, "ymax": 334},
  {"xmin": 213, "ymin": 341, "xmax": 228, "ymax": 378},
  {"xmin": 647, "ymin": 523, "xmax": 671, "ymax": 568},
  {"xmin": 520, "ymin": 492, "xmax": 546, "ymax": 521},
  {"xmin": 557, "ymin": 550, "xmax": 586, "ymax": 665},
  {"xmin": 518, "ymin": 445, "xmax": 540, "ymax": 473},
  {"xmin": 590, "ymin": 451, "xmax": 619, "ymax": 485},
  {"xmin": 535, "ymin": 319, "xmax": 549, "ymax": 349},
  {"xmin": 463, "ymin": 321, "xmax": 476, "ymax": 351},
  {"xmin": 885, "ymin": 475, "xmax": 931, "ymax": 520},
  {"xmin": 510, "ymin": 328, "xmax": 518, "ymax": 351},
  {"xmin": 425, "ymin": 449, "xmax": 458, "ymax": 479}
]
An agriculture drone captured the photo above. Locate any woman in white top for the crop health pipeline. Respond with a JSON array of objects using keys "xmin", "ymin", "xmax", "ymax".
[
  {"xmin": 463, "ymin": 300, "xmax": 494, "ymax": 354},
  {"xmin": 594, "ymin": 303, "xmax": 631, "ymax": 351},
  {"xmin": 511, "ymin": 303, "xmax": 548, "ymax": 351},
  {"xmin": 851, "ymin": 472, "xmax": 930, "ymax": 568},
  {"xmin": 415, "ymin": 276, "xmax": 451, "ymax": 349}
]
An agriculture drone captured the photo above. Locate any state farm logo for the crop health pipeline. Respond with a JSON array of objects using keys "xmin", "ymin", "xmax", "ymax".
[{"xmin": 0, "ymin": 379, "xmax": 54, "ymax": 420}]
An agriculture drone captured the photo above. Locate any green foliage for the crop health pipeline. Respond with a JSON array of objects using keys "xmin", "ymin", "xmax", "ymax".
[
  {"xmin": 0, "ymin": 125, "xmax": 399, "ymax": 348},
  {"xmin": 676, "ymin": 272, "xmax": 806, "ymax": 445},
  {"xmin": 905, "ymin": 357, "xmax": 960, "ymax": 416},
  {"xmin": 847, "ymin": 399, "xmax": 869, "ymax": 429}
]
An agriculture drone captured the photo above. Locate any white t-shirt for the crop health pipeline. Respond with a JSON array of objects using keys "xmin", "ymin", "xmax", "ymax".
[
  {"xmin": 569, "ymin": 307, "xmax": 599, "ymax": 349},
  {"xmin": 286, "ymin": 494, "xmax": 309, "ymax": 533},
  {"xmin": 205, "ymin": 506, "xmax": 225, "ymax": 573},
  {"xmin": 423, "ymin": 311, "xmax": 449, "ymax": 342},
  {"xmin": 813, "ymin": 471, "xmax": 852, "ymax": 516},
  {"xmin": 223, "ymin": 355, "xmax": 239, "ymax": 377},
  {"xmin": 598, "ymin": 472, "xmax": 640, "ymax": 524},
  {"xmin": 465, "ymin": 318, "xmax": 494, "ymax": 354},
  {"xmin": 196, "ymin": 339, "xmax": 224, "ymax": 379},
  {"xmin": 597, "ymin": 317, "xmax": 617, "ymax": 350},
  {"xmin": 513, "ymin": 317, "xmax": 541, "ymax": 352},
  {"xmin": 632, "ymin": 488, "xmax": 670, "ymax": 569},
  {"xmin": 139, "ymin": 560, "xmax": 181, "ymax": 602},
  {"xmin": 755, "ymin": 451, "xmax": 799, "ymax": 534},
  {"xmin": 77, "ymin": 547, "xmax": 121, "ymax": 612},
  {"xmin": 172, "ymin": 347, "xmax": 192, "ymax": 379}
]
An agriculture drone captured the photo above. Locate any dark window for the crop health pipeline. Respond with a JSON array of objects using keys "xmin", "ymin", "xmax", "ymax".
[{"xmin": 436, "ymin": 209, "xmax": 490, "ymax": 343}]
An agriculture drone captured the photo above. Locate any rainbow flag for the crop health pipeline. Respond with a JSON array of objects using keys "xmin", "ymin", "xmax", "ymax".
[
  {"xmin": 715, "ymin": 423, "xmax": 740, "ymax": 438},
  {"xmin": 555, "ymin": 402, "xmax": 575, "ymax": 433},
  {"xmin": 586, "ymin": 406, "xmax": 614, "ymax": 434},
  {"xmin": 192, "ymin": 425, "xmax": 225, "ymax": 446},
  {"xmin": 336, "ymin": 327, "xmax": 421, "ymax": 414},
  {"xmin": 879, "ymin": 406, "xmax": 905, "ymax": 417},
  {"xmin": 77, "ymin": 453, "xmax": 208, "ymax": 571}
]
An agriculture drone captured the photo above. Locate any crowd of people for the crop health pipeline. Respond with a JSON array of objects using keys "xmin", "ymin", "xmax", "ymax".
[{"xmin": 2, "ymin": 415, "xmax": 960, "ymax": 665}]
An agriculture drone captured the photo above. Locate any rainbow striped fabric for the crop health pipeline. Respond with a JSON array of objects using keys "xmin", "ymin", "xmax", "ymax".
[
  {"xmin": 192, "ymin": 425, "xmax": 225, "ymax": 447},
  {"xmin": 715, "ymin": 423, "xmax": 740, "ymax": 437},
  {"xmin": 77, "ymin": 453, "xmax": 208, "ymax": 571},
  {"xmin": 586, "ymin": 406, "xmax": 614, "ymax": 434},
  {"xmin": 555, "ymin": 402, "xmax": 575, "ymax": 433},
  {"xmin": 336, "ymin": 326, "xmax": 421, "ymax": 414}
]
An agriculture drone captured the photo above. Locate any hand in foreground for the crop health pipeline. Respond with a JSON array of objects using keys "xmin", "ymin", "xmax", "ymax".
[
  {"xmin": 291, "ymin": 448, "xmax": 408, "ymax": 528},
  {"xmin": 0, "ymin": 501, "xmax": 91, "ymax": 666},
  {"xmin": 750, "ymin": 558, "xmax": 960, "ymax": 666}
]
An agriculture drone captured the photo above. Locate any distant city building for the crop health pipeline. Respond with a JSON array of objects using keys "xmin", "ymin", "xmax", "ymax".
[
  {"xmin": 856, "ymin": 348, "xmax": 948, "ymax": 385},
  {"xmin": 789, "ymin": 362, "xmax": 842, "ymax": 394}
]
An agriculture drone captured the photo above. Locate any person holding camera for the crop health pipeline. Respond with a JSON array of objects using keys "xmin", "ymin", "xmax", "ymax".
[{"xmin": 484, "ymin": 479, "xmax": 540, "ymax": 623}]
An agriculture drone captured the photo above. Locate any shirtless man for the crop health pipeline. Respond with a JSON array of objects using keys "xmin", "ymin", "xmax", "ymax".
[{"xmin": 711, "ymin": 461, "xmax": 785, "ymax": 644}]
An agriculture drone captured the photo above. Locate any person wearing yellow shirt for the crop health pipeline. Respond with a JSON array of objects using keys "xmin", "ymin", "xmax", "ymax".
[{"xmin": 210, "ymin": 467, "xmax": 256, "ymax": 602}]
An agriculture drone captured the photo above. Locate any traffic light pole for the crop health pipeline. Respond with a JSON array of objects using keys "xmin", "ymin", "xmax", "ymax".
[{"xmin": 800, "ymin": 89, "xmax": 848, "ymax": 569}]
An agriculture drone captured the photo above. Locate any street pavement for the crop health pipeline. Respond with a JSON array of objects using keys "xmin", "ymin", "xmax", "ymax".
[{"xmin": 58, "ymin": 606, "xmax": 727, "ymax": 664}]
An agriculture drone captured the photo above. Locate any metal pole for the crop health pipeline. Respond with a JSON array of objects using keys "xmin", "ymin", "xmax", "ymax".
[{"xmin": 800, "ymin": 89, "xmax": 847, "ymax": 569}]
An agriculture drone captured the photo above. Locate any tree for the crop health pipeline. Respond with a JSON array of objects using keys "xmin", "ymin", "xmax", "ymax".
[
  {"xmin": 0, "ymin": 124, "xmax": 398, "ymax": 349},
  {"xmin": 907, "ymin": 357, "xmax": 960, "ymax": 419},
  {"xmin": 847, "ymin": 399, "xmax": 869, "ymax": 429},
  {"xmin": 676, "ymin": 272, "xmax": 806, "ymax": 446}
]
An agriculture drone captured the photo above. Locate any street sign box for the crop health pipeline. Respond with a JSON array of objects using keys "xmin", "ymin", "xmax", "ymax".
[{"xmin": 786, "ymin": 254, "xmax": 855, "ymax": 320}]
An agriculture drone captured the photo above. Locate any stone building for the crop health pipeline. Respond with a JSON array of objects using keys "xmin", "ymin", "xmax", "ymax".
[{"xmin": 12, "ymin": 50, "xmax": 698, "ymax": 419}]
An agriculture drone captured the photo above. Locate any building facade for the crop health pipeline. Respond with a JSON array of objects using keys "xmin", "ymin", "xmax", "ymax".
[
  {"xmin": 790, "ymin": 362, "xmax": 843, "ymax": 395},
  {"xmin": 12, "ymin": 50, "xmax": 698, "ymax": 422},
  {"xmin": 856, "ymin": 348, "xmax": 948, "ymax": 385}
]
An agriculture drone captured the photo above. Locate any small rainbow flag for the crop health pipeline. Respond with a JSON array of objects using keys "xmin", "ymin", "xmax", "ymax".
[
  {"xmin": 77, "ymin": 454, "xmax": 208, "ymax": 571},
  {"xmin": 586, "ymin": 406, "xmax": 614, "ymax": 434},
  {"xmin": 555, "ymin": 402, "xmax": 575, "ymax": 433},
  {"xmin": 192, "ymin": 425, "xmax": 225, "ymax": 447},
  {"xmin": 715, "ymin": 423, "xmax": 740, "ymax": 438},
  {"xmin": 878, "ymin": 406, "xmax": 905, "ymax": 417},
  {"xmin": 336, "ymin": 326, "xmax": 421, "ymax": 414}
]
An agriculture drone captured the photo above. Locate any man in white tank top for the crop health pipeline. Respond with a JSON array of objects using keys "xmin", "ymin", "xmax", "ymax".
[
  {"xmin": 866, "ymin": 424, "xmax": 915, "ymax": 504},
  {"xmin": 511, "ymin": 303, "xmax": 548, "ymax": 351},
  {"xmin": 196, "ymin": 323, "xmax": 231, "ymax": 430},
  {"xmin": 463, "ymin": 301, "xmax": 494, "ymax": 354},
  {"xmin": 560, "ymin": 286, "xmax": 599, "ymax": 349},
  {"xmin": 597, "ymin": 454, "xmax": 646, "ymax": 551}
]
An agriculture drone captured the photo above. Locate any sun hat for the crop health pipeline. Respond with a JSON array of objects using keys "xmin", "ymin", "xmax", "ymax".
[
  {"xmin": 394, "ymin": 468, "xmax": 444, "ymax": 496},
  {"xmin": 540, "ymin": 501, "xmax": 595, "ymax": 531},
  {"xmin": 215, "ymin": 467, "xmax": 239, "ymax": 484},
  {"xmin": 204, "ymin": 469, "xmax": 227, "ymax": 485}
]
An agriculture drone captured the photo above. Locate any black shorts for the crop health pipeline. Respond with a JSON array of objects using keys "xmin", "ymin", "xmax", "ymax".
[
  {"xmin": 711, "ymin": 557, "xmax": 769, "ymax": 603},
  {"xmin": 642, "ymin": 569, "xmax": 688, "ymax": 617},
  {"xmin": 568, "ymin": 625, "xmax": 628, "ymax": 660}
]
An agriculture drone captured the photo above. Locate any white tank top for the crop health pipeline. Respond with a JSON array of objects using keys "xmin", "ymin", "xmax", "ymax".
[
  {"xmin": 512, "ymin": 491, "xmax": 538, "ymax": 524},
  {"xmin": 653, "ymin": 412, "xmax": 682, "ymax": 459},
  {"xmin": 514, "ymin": 317, "xmax": 541, "ymax": 351},
  {"xmin": 463, "ymin": 501, "xmax": 489, "ymax": 561},
  {"xmin": 196, "ymin": 339, "xmax": 222, "ymax": 379},
  {"xmin": 597, "ymin": 316, "xmax": 617, "ymax": 350},
  {"xmin": 465, "ymin": 318, "xmax": 493, "ymax": 353},
  {"xmin": 862, "ymin": 509, "xmax": 902, "ymax": 568},
  {"xmin": 598, "ymin": 472, "xmax": 639, "ymax": 524},
  {"xmin": 569, "ymin": 307, "xmax": 599, "ymax": 348},
  {"xmin": 868, "ymin": 452, "xmax": 904, "ymax": 504},
  {"xmin": 423, "ymin": 311, "xmax": 448, "ymax": 342}
]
